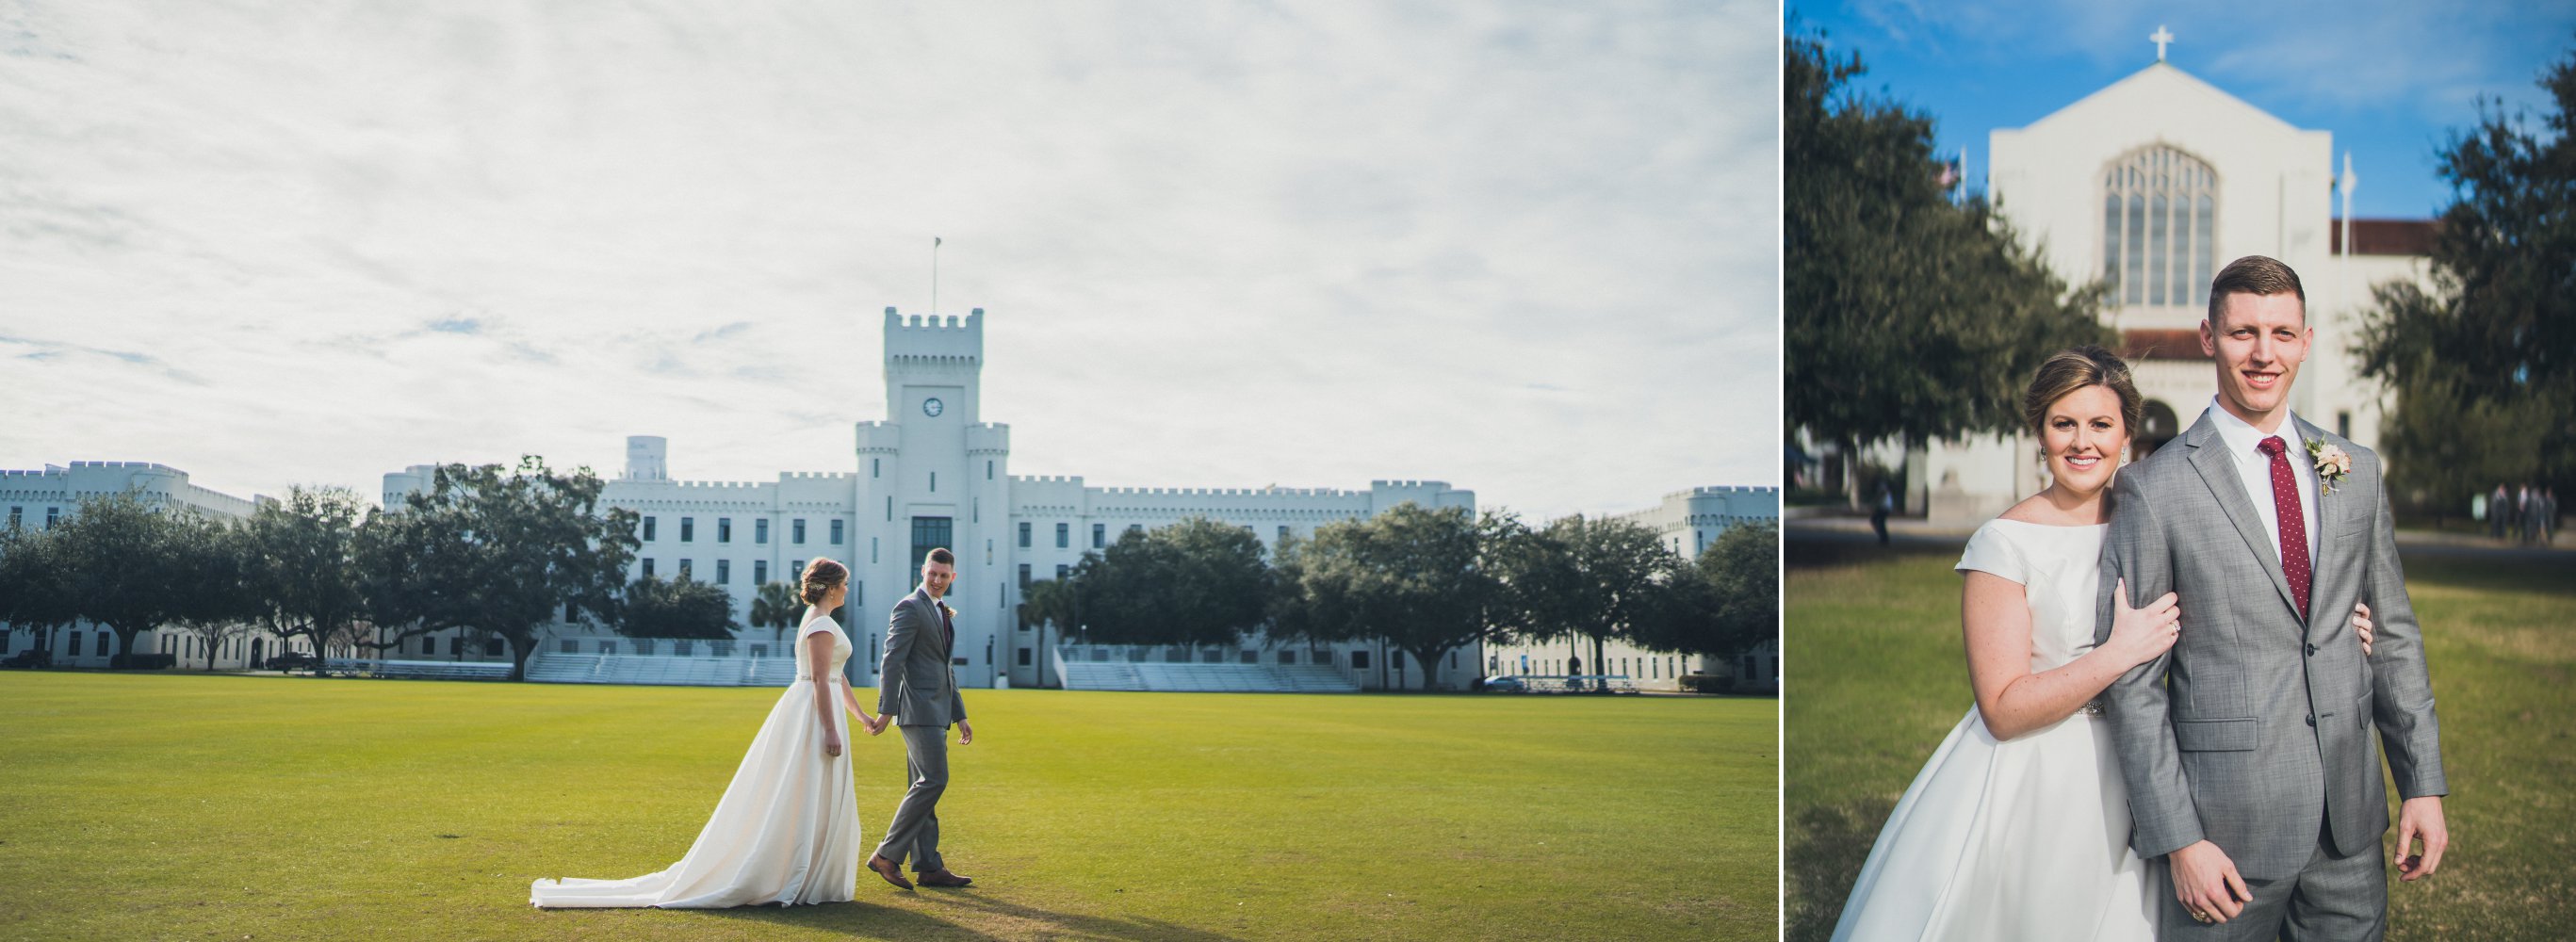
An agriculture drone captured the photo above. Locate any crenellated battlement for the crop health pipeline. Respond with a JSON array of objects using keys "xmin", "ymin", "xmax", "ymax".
[{"xmin": 883, "ymin": 306, "xmax": 985, "ymax": 363}]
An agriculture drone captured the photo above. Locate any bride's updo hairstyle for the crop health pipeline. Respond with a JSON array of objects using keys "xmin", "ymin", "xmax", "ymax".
[
  {"xmin": 799, "ymin": 557, "xmax": 848, "ymax": 606},
  {"xmin": 2023, "ymin": 345, "xmax": 2143, "ymax": 440}
]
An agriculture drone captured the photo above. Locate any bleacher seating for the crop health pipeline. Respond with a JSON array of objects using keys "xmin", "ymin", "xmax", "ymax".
[
  {"xmin": 323, "ymin": 658, "xmax": 514, "ymax": 681},
  {"xmin": 522, "ymin": 653, "xmax": 804, "ymax": 688},
  {"xmin": 1057, "ymin": 660, "xmax": 1360, "ymax": 693}
]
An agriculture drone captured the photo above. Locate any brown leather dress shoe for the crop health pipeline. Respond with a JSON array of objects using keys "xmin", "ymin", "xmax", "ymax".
[
  {"xmin": 915, "ymin": 869, "xmax": 974, "ymax": 887},
  {"xmin": 867, "ymin": 854, "xmax": 915, "ymax": 890}
]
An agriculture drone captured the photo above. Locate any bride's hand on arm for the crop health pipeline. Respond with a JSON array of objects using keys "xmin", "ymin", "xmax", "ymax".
[
  {"xmin": 2352, "ymin": 602, "xmax": 2375, "ymax": 656},
  {"xmin": 2102, "ymin": 577, "xmax": 2183, "ymax": 669}
]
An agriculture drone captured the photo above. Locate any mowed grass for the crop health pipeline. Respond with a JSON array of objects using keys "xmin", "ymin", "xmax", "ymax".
[
  {"xmin": 1784, "ymin": 543, "xmax": 2576, "ymax": 942},
  {"xmin": 0, "ymin": 674, "xmax": 1771, "ymax": 942}
]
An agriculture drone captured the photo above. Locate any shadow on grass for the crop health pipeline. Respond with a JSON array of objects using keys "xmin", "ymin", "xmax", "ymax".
[
  {"xmin": 1784, "ymin": 795, "xmax": 1895, "ymax": 942},
  {"xmin": 688, "ymin": 888, "xmax": 1247, "ymax": 942}
]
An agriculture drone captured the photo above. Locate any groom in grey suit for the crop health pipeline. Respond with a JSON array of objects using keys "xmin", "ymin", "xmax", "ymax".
[
  {"xmin": 2096, "ymin": 256, "xmax": 2448, "ymax": 940},
  {"xmin": 866, "ymin": 547, "xmax": 975, "ymax": 890}
]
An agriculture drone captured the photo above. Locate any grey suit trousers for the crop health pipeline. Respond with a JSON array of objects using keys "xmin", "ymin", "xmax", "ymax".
[
  {"xmin": 872, "ymin": 723, "xmax": 949, "ymax": 873},
  {"xmin": 2156, "ymin": 824, "xmax": 2385, "ymax": 941}
]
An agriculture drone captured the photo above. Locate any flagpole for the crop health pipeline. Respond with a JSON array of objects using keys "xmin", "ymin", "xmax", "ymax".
[{"xmin": 932, "ymin": 236, "xmax": 941, "ymax": 316}]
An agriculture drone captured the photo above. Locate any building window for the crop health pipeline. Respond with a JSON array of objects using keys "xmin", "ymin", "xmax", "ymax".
[
  {"xmin": 2102, "ymin": 144, "xmax": 2217, "ymax": 308},
  {"xmin": 46, "ymin": 507, "xmax": 59, "ymax": 529},
  {"xmin": 909, "ymin": 516, "xmax": 953, "ymax": 569},
  {"xmin": 717, "ymin": 517, "xmax": 731, "ymax": 543},
  {"xmin": 831, "ymin": 520, "xmax": 845, "ymax": 544},
  {"xmin": 872, "ymin": 537, "xmax": 879, "ymax": 564},
  {"xmin": 1277, "ymin": 526, "xmax": 1289, "ymax": 543},
  {"xmin": 930, "ymin": 472, "xmax": 937, "ymax": 493},
  {"xmin": 1127, "ymin": 524, "xmax": 1142, "ymax": 535},
  {"xmin": 756, "ymin": 518, "xmax": 769, "ymax": 544},
  {"xmin": 1019, "ymin": 522, "xmax": 1031, "ymax": 548},
  {"xmin": 643, "ymin": 516, "xmax": 656, "ymax": 541},
  {"xmin": 853, "ymin": 581, "xmax": 862, "ymax": 609},
  {"xmin": 447, "ymin": 636, "xmax": 460, "ymax": 656},
  {"xmin": 485, "ymin": 638, "xmax": 504, "ymax": 657},
  {"xmin": 677, "ymin": 560, "xmax": 692, "ymax": 579},
  {"xmin": 679, "ymin": 517, "xmax": 693, "ymax": 542},
  {"xmin": 1280, "ymin": 650, "xmax": 1296, "ymax": 665},
  {"xmin": 1018, "ymin": 564, "xmax": 1032, "ymax": 589},
  {"xmin": 986, "ymin": 461, "xmax": 994, "ymax": 480},
  {"xmin": 1351, "ymin": 650, "xmax": 1369, "ymax": 671},
  {"xmin": 2338, "ymin": 411, "xmax": 2352, "ymax": 439},
  {"xmin": 1092, "ymin": 523, "xmax": 1104, "ymax": 548},
  {"xmin": 1055, "ymin": 523, "xmax": 1069, "ymax": 548},
  {"xmin": 716, "ymin": 560, "xmax": 730, "ymax": 585},
  {"xmin": 1018, "ymin": 647, "xmax": 1033, "ymax": 666},
  {"xmin": 599, "ymin": 641, "xmax": 617, "ymax": 654},
  {"xmin": 872, "ymin": 458, "xmax": 881, "ymax": 479},
  {"xmin": 792, "ymin": 519, "xmax": 807, "ymax": 544},
  {"xmin": 754, "ymin": 560, "xmax": 768, "ymax": 584},
  {"xmin": 1055, "ymin": 564, "xmax": 1069, "ymax": 580},
  {"xmin": 561, "ymin": 640, "xmax": 578, "ymax": 654},
  {"xmin": 633, "ymin": 639, "xmax": 654, "ymax": 656},
  {"xmin": 563, "ymin": 602, "xmax": 578, "ymax": 623},
  {"xmin": 750, "ymin": 643, "xmax": 768, "ymax": 658},
  {"xmin": 68, "ymin": 631, "xmax": 82, "ymax": 657},
  {"xmin": 641, "ymin": 559, "xmax": 655, "ymax": 578},
  {"xmin": 6, "ymin": 506, "xmax": 17, "ymax": 528}
]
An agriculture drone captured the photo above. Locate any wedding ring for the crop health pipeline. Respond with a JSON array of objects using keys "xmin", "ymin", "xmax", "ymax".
[{"xmin": 2192, "ymin": 909, "xmax": 2213, "ymax": 923}]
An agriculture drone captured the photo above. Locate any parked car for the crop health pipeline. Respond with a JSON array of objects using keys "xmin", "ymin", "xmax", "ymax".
[
  {"xmin": 1478, "ymin": 675, "xmax": 1526, "ymax": 693},
  {"xmin": 267, "ymin": 651, "xmax": 321, "ymax": 673},
  {"xmin": 3, "ymin": 649, "xmax": 55, "ymax": 669}
]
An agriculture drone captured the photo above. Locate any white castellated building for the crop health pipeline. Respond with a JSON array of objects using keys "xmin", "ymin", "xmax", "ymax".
[
  {"xmin": 0, "ymin": 462, "xmax": 295, "ymax": 670},
  {"xmin": 386, "ymin": 308, "xmax": 1486, "ymax": 690}
]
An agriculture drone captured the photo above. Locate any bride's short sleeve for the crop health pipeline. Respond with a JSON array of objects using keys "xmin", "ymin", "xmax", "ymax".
[
  {"xmin": 799, "ymin": 615, "xmax": 840, "ymax": 640},
  {"xmin": 1955, "ymin": 522, "xmax": 2024, "ymax": 586}
]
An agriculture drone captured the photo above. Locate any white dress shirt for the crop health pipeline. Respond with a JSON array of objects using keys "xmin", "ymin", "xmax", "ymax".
[{"xmin": 2202, "ymin": 398, "xmax": 2322, "ymax": 564}]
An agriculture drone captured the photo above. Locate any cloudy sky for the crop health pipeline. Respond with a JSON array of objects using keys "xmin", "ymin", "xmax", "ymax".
[
  {"xmin": 0, "ymin": 1, "xmax": 1779, "ymax": 524},
  {"xmin": 1797, "ymin": 1, "xmax": 2576, "ymax": 219}
]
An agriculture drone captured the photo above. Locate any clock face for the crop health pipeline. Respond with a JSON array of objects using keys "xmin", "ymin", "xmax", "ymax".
[{"xmin": 921, "ymin": 398, "xmax": 944, "ymax": 417}]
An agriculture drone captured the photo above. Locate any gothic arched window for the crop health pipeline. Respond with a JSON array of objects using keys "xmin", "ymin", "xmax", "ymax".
[{"xmin": 2101, "ymin": 146, "xmax": 2217, "ymax": 308}]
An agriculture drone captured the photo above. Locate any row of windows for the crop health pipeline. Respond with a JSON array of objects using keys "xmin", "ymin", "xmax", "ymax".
[
  {"xmin": 6, "ymin": 506, "xmax": 63, "ymax": 529},
  {"xmin": 1492, "ymin": 654, "xmax": 1690, "ymax": 679},
  {"xmin": 638, "ymin": 516, "xmax": 843, "ymax": 546}
]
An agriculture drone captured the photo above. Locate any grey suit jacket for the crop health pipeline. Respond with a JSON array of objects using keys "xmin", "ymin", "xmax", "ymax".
[
  {"xmin": 2095, "ymin": 414, "xmax": 2445, "ymax": 880},
  {"xmin": 877, "ymin": 586, "xmax": 968, "ymax": 728}
]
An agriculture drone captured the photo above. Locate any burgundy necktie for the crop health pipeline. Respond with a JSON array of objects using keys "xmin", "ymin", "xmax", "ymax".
[{"xmin": 2257, "ymin": 436, "xmax": 2311, "ymax": 619}]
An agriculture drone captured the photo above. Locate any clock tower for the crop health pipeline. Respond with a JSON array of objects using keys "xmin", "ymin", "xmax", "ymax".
[{"xmin": 854, "ymin": 306, "xmax": 1011, "ymax": 689}]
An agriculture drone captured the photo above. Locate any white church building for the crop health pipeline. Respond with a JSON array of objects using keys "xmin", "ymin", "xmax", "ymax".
[{"xmin": 1922, "ymin": 34, "xmax": 2437, "ymax": 524}]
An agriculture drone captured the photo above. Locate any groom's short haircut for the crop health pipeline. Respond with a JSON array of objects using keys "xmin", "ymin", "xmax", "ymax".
[
  {"xmin": 2207, "ymin": 255, "xmax": 2307, "ymax": 324},
  {"xmin": 925, "ymin": 547, "xmax": 955, "ymax": 567}
]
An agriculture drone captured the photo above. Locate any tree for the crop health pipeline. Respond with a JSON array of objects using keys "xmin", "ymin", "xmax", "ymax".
[
  {"xmin": 47, "ymin": 492, "xmax": 193, "ymax": 664},
  {"xmin": 164, "ymin": 513, "xmax": 260, "ymax": 671},
  {"xmin": 0, "ymin": 523, "xmax": 76, "ymax": 654},
  {"xmin": 1295, "ymin": 503, "xmax": 1506, "ymax": 691},
  {"xmin": 355, "ymin": 457, "xmax": 640, "ymax": 680},
  {"xmin": 1016, "ymin": 576, "xmax": 1080, "ymax": 688},
  {"xmin": 2357, "ymin": 41, "xmax": 2576, "ymax": 501},
  {"xmin": 748, "ymin": 581, "xmax": 801, "ymax": 644},
  {"xmin": 620, "ymin": 576, "xmax": 738, "ymax": 641},
  {"xmin": 1785, "ymin": 29, "xmax": 2110, "ymax": 503},
  {"xmin": 1068, "ymin": 517, "xmax": 1272, "ymax": 649},
  {"xmin": 1515, "ymin": 514, "xmax": 1685, "ymax": 689},
  {"xmin": 242, "ymin": 486, "xmax": 370, "ymax": 671},
  {"xmin": 1635, "ymin": 522, "xmax": 1779, "ymax": 666}
]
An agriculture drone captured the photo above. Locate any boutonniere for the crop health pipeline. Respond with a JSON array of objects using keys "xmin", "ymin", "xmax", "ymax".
[{"xmin": 2307, "ymin": 439, "xmax": 2353, "ymax": 495}]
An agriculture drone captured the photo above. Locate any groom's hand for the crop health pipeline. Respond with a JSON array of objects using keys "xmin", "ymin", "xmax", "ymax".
[
  {"xmin": 2396, "ymin": 795, "xmax": 2449, "ymax": 882},
  {"xmin": 2171, "ymin": 840, "xmax": 2251, "ymax": 923},
  {"xmin": 956, "ymin": 719, "xmax": 973, "ymax": 746}
]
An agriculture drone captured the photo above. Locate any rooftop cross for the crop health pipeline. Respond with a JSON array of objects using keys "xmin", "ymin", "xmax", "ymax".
[{"xmin": 2151, "ymin": 24, "xmax": 2174, "ymax": 62}]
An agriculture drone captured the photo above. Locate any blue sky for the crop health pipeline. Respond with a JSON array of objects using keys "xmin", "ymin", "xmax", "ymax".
[
  {"xmin": 1794, "ymin": 1, "xmax": 2576, "ymax": 219},
  {"xmin": 0, "ymin": 2, "xmax": 1779, "ymax": 522}
]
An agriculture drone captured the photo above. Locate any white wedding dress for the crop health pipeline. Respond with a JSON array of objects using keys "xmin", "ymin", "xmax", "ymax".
[
  {"xmin": 531, "ymin": 610, "xmax": 862, "ymax": 908},
  {"xmin": 1829, "ymin": 519, "xmax": 2157, "ymax": 942}
]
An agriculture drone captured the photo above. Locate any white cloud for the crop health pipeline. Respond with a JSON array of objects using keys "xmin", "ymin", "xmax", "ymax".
[{"xmin": 0, "ymin": 0, "xmax": 1779, "ymax": 523}]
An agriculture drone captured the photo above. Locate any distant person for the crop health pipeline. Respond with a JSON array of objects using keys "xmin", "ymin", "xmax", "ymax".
[
  {"xmin": 2547, "ymin": 488, "xmax": 2560, "ymax": 544},
  {"xmin": 2514, "ymin": 484, "xmax": 2533, "ymax": 544},
  {"xmin": 868, "ymin": 547, "xmax": 978, "ymax": 891},
  {"xmin": 2490, "ymin": 483, "xmax": 2511, "ymax": 540},
  {"xmin": 532, "ymin": 557, "xmax": 889, "ymax": 908},
  {"xmin": 2525, "ymin": 484, "xmax": 2548, "ymax": 546},
  {"xmin": 1569, "ymin": 654, "xmax": 1584, "ymax": 692},
  {"xmin": 1871, "ymin": 481, "xmax": 1894, "ymax": 545}
]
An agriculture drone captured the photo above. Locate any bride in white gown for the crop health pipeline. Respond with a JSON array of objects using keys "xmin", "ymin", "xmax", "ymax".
[
  {"xmin": 532, "ymin": 557, "xmax": 890, "ymax": 909},
  {"xmin": 1831, "ymin": 349, "xmax": 2374, "ymax": 942}
]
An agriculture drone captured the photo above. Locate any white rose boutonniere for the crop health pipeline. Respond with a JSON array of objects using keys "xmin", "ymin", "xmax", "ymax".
[{"xmin": 2307, "ymin": 439, "xmax": 2353, "ymax": 495}]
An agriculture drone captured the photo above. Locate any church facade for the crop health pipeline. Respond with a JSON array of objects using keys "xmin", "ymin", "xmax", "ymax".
[{"xmin": 1923, "ymin": 50, "xmax": 2437, "ymax": 524}]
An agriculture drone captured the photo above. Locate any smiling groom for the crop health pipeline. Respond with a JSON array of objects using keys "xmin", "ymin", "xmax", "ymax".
[
  {"xmin": 866, "ymin": 547, "xmax": 975, "ymax": 891},
  {"xmin": 2095, "ymin": 255, "xmax": 2449, "ymax": 940}
]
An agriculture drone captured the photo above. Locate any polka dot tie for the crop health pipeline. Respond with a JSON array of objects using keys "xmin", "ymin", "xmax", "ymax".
[{"xmin": 2258, "ymin": 436, "xmax": 2311, "ymax": 620}]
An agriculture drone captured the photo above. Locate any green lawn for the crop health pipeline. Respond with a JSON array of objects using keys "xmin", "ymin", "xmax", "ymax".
[
  {"xmin": 1785, "ymin": 543, "xmax": 2576, "ymax": 942},
  {"xmin": 0, "ymin": 675, "xmax": 1771, "ymax": 941}
]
